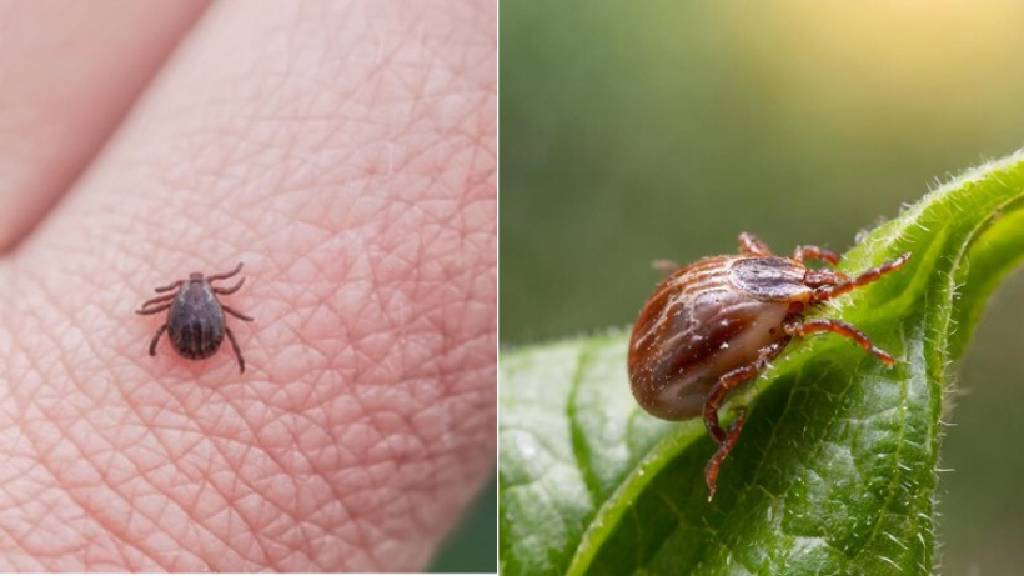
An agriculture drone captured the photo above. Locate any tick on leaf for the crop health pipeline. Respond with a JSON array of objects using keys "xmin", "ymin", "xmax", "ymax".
[
  {"xmin": 136, "ymin": 262, "xmax": 254, "ymax": 373},
  {"xmin": 628, "ymin": 232, "xmax": 911, "ymax": 500}
]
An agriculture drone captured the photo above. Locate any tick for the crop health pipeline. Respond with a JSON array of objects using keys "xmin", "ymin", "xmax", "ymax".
[
  {"xmin": 136, "ymin": 262, "xmax": 254, "ymax": 373},
  {"xmin": 628, "ymin": 232, "xmax": 911, "ymax": 500}
]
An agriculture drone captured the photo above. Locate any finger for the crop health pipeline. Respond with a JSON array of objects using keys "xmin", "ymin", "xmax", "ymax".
[
  {"xmin": 0, "ymin": 0, "xmax": 208, "ymax": 252},
  {"xmin": 1, "ymin": 0, "xmax": 495, "ymax": 572}
]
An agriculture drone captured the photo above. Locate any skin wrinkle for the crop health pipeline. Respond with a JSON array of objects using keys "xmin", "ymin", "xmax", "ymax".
[
  {"xmin": 0, "ymin": 0, "xmax": 495, "ymax": 572},
  {"xmin": 13, "ymin": 286, "xmax": 222, "ymax": 570},
  {"xmin": 12, "ymin": 274, "xmax": 259, "ymax": 570},
  {"xmin": 37, "ymin": 239, "xmax": 358, "ymax": 565},
  {"xmin": 126, "ymin": 396, "xmax": 289, "ymax": 570},
  {"xmin": 0, "ymin": 1, "xmax": 210, "ymax": 253},
  {"xmin": 11, "ymin": 376, "xmax": 160, "ymax": 569}
]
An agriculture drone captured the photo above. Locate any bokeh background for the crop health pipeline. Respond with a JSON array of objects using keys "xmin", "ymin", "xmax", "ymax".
[
  {"xmin": 429, "ymin": 477, "xmax": 495, "ymax": 572},
  {"xmin": 501, "ymin": 2, "xmax": 1024, "ymax": 573}
]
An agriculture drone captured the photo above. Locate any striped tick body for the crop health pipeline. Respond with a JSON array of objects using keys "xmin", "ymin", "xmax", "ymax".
[
  {"xmin": 136, "ymin": 262, "xmax": 255, "ymax": 373},
  {"xmin": 628, "ymin": 232, "xmax": 911, "ymax": 499}
]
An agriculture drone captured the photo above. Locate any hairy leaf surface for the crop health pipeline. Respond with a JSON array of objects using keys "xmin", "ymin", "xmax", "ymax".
[{"xmin": 500, "ymin": 150, "xmax": 1024, "ymax": 575}]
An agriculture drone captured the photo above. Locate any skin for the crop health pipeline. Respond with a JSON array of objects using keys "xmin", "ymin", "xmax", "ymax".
[{"xmin": 0, "ymin": 1, "xmax": 496, "ymax": 571}]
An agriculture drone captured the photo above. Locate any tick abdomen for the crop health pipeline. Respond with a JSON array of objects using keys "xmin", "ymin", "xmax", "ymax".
[
  {"xmin": 628, "ymin": 256, "xmax": 792, "ymax": 420},
  {"xmin": 168, "ymin": 283, "xmax": 226, "ymax": 360},
  {"xmin": 137, "ymin": 261, "xmax": 252, "ymax": 373}
]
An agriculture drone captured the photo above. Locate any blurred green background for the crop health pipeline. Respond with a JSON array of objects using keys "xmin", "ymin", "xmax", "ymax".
[
  {"xmin": 429, "ymin": 476, "xmax": 495, "ymax": 572},
  {"xmin": 501, "ymin": 2, "xmax": 1024, "ymax": 573}
]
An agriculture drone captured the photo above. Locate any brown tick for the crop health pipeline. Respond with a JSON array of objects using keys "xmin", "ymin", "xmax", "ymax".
[
  {"xmin": 136, "ymin": 262, "xmax": 254, "ymax": 373},
  {"xmin": 628, "ymin": 232, "xmax": 911, "ymax": 500}
]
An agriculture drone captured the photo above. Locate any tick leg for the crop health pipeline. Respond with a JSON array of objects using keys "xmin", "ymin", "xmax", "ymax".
[
  {"xmin": 792, "ymin": 245, "xmax": 840, "ymax": 266},
  {"xmin": 213, "ymin": 276, "xmax": 245, "ymax": 295},
  {"xmin": 702, "ymin": 340, "xmax": 786, "ymax": 500},
  {"xmin": 810, "ymin": 252, "xmax": 912, "ymax": 303},
  {"xmin": 222, "ymin": 305, "xmax": 254, "ymax": 321},
  {"xmin": 703, "ymin": 364, "xmax": 758, "ymax": 445},
  {"xmin": 784, "ymin": 318, "xmax": 895, "ymax": 365},
  {"xmin": 148, "ymin": 324, "xmax": 168, "ymax": 356},
  {"xmin": 225, "ymin": 326, "xmax": 246, "ymax": 373},
  {"xmin": 138, "ymin": 293, "xmax": 176, "ymax": 309},
  {"xmin": 207, "ymin": 261, "xmax": 244, "ymax": 282},
  {"xmin": 154, "ymin": 280, "xmax": 183, "ymax": 293},
  {"xmin": 704, "ymin": 407, "xmax": 746, "ymax": 502},
  {"xmin": 136, "ymin": 302, "xmax": 172, "ymax": 315},
  {"xmin": 738, "ymin": 232, "xmax": 773, "ymax": 257}
]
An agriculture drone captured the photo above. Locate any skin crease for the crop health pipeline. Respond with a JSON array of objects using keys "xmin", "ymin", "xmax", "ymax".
[
  {"xmin": 0, "ymin": 0, "xmax": 496, "ymax": 572},
  {"xmin": 0, "ymin": 0, "xmax": 210, "ymax": 252}
]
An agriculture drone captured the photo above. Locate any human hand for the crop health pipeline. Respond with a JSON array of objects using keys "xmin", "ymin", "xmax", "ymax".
[{"xmin": 0, "ymin": 0, "xmax": 495, "ymax": 571}]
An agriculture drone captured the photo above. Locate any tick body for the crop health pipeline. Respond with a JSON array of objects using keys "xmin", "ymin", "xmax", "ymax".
[
  {"xmin": 136, "ymin": 262, "xmax": 254, "ymax": 373},
  {"xmin": 628, "ymin": 232, "xmax": 911, "ymax": 499}
]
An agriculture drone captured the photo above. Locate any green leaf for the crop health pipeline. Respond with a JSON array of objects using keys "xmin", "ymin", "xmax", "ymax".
[{"xmin": 499, "ymin": 149, "xmax": 1024, "ymax": 575}]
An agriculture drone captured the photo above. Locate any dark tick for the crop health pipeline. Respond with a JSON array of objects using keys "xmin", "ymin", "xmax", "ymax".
[
  {"xmin": 136, "ymin": 262, "xmax": 254, "ymax": 373},
  {"xmin": 629, "ymin": 232, "xmax": 911, "ymax": 500}
]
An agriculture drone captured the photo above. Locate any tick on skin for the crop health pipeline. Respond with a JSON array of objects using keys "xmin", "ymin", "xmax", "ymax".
[
  {"xmin": 136, "ymin": 262, "xmax": 255, "ymax": 373},
  {"xmin": 628, "ymin": 232, "xmax": 911, "ymax": 500}
]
